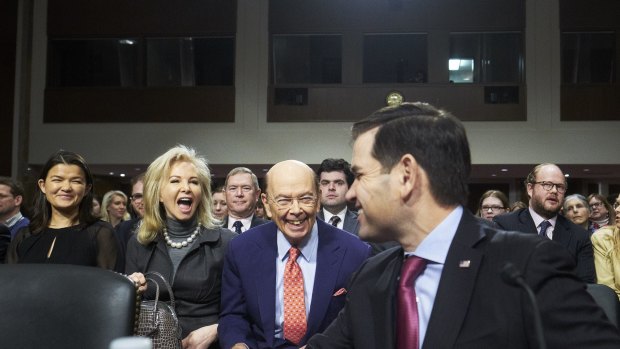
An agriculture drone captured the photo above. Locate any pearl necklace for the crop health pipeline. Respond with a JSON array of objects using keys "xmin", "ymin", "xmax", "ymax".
[{"xmin": 163, "ymin": 225, "xmax": 200, "ymax": 249}]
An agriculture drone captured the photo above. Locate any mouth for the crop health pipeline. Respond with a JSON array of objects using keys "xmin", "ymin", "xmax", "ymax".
[{"xmin": 177, "ymin": 197, "xmax": 194, "ymax": 214}]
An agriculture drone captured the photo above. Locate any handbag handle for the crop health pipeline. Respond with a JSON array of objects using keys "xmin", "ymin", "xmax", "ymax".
[{"xmin": 144, "ymin": 271, "xmax": 176, "ymax": 308}]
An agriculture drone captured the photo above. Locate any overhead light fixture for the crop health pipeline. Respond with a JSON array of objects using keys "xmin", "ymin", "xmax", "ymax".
[{"xmin": 501, "ymin": 168, "xmax": 508, "ymax": 172}]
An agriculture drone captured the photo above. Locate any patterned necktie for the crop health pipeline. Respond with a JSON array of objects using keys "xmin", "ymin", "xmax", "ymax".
[
  {"xmin": 283, "ymin": 247, "xmax": 307, "ymax": 345},
  {"xmin": 329, "ymin": 215, "xmax": 341, "ymax": 227},
  {"xmin": 397, "ymin": 255, "xmax": 427, "ymax": 349},
  {"xmin": 539, "ymin": 220, "xmax": 551, "ymax": 239},
  {"xmin": 232, "ymin": 220, "xmax": 243, "ymax": 234}
]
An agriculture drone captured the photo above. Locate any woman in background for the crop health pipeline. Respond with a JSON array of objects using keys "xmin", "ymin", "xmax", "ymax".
[
  {"xmin": 211, "ymin": 186, "xmax": 228, "ymax": 220},
  {"xmin": 92, "ymin": 196, "xmax": 102, "ymax": 218},
  {"xmin": 101, "ymin": 190, "xmax": 130, "ymax": 228},
  {"xmin": 476, "ymin": 190, "xmax": 509, "ymax": 221},
  {"xmin": 6, "ymin": 150, "xmax": 117, "ymax": 269},
  {"xmin": 592, "ymin": 201, "xmax": 620, "ymax": 300},
  {"xmin": 126, "ymin": 145, "xmax": 236, "ymax": 349},
  {"xmin": 588, "ymin": 194, "xmax": 615, "ymax": 233},
  {"xmin": 563, "ymin": 194, "xmax": 590, "ymax": 230}
]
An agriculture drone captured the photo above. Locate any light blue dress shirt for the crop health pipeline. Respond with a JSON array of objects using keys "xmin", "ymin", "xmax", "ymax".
[
  {"xmin": 405, "ymin": 205, "xmax": 463, "ymax": 348},
  {"xmin": 274, "ymin": 221, "xmax": 319, "ymax": 339}
]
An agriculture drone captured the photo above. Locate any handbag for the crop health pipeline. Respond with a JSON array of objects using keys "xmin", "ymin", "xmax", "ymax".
[{"xmin": 136, "ymin": 271, "xmax": 183, "ymax": 349}]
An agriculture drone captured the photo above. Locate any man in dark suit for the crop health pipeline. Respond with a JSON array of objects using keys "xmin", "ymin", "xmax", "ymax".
[
  {"xmin": 219, "ymin": 160, "xmax": 371, "ymax": 349},
  {"xmin": 306, "ymin": 102, "xmax": 620, "ymax": 348},
  {"xmin": 222, "ymin": 167, "xmax": 269, "ymax": 233},
  {"xmin": 494, "ymin": 163, "xmax": 595, "ymax": 283},
  {"xmin": 316, "ymin": 158, "xmax": 359, "ymax": 234}
]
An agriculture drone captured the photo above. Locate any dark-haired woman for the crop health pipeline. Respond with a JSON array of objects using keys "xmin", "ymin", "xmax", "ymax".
[{"xmin": 6, "ymin": 150, "xmax": 117, "ymax": 269}]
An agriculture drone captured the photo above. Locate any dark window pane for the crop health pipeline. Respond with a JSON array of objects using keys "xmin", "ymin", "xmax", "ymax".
[
  {"xmin": 363, "ymin": 34, "xmax": 427, "ymax": 83},
  {"xmin": 562, "ymin": 32, "xmax": 615, "ymax": 84},
  {"xmin": 194, "ymin": 37, "xmax": 235, "ymax": 86},
  {"xmin": 450, "ymin": 32, "xmax": 523, "ymax": 84},
  {"xmin": 273, "ymin": 35, "xmax": 342, "ymax": 84},
  {"xmin": 48, "ymin": 39, "xmax": 140, "ymax": 87},
  {"xmin": 146, "ymin": 38, "xmax": 195, "ymax": 86}
]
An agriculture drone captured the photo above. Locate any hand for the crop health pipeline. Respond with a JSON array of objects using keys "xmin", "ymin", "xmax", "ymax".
[
  {"xmin": 231, "ymin": 344, "xmax": 249, "ymax": 349},
  {"xmin": 182, "ymin": 324, "xmax": 218, "ymax": 349},
  {"xmin": 128, "ymin": 272, "xmax": 147, "ymax": 294}
]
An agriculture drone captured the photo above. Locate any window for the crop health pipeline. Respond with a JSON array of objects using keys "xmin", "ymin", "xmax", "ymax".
[
  {"xmin": 562, "ymin": 32, "xmax": 615, "ymax": 84},
  {"xmin": 272, "ymin": 35, "xmax": 342, "ymax": 84},
  {"xmin": 47, "ymin": 37, "xmax": 235, "ymax": 88},
  {"xmin": 363, "ymin": 33, "xmax": 427, "ymax": 83},
  {"xmin": 47, "ymin": 39, "xmax": 140, "ymax": 87},
  {"xmin": 449, "ymin": 32, "xmax": 523, "ymax": 83}
]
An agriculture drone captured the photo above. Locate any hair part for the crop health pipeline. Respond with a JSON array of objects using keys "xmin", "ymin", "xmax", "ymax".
[
  {"xmin": 137, "ymin": 145, "xmax": 216, "ymax": 245},
  {"xmin": 351, "ymin": 102, "xmax": 470, "ymax": 206}
]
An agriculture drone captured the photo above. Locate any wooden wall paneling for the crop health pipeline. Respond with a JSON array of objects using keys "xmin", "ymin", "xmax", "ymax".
[{"xmin": 561, "ymin": 85, "xmax": 620, "ymax": 121}]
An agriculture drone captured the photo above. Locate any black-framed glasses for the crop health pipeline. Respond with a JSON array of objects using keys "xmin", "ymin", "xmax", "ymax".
[
  {"xmin": 268, "ymin": 195, "xmax": 317, "ymax": 210},
  {"xmin": 481, "ymin": 205, "xmax": 505, "ymax": 212},
  {"xmin": 589, "ymin": 202, "xmax": 603, "ymax": 210},
  {"xmin": 531, "ymin": 181, "xmax": 567, "ymax": 194}
]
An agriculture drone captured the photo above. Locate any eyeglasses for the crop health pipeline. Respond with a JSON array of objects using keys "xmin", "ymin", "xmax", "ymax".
[
  {"xmin": 612, "ymin": 202, "xmax": 619, "ymax": 210},
  {"xmin": 481, "ymin": 205, "xmax": 505, "ymax": 212},
  {"xmin": 130, "ymin": 193, "xmax": 143, "ymax": 201},
  {"xmin": 531, "ymin": 181, "xmax": 567, "ymax": 194},
  {"xmin": 589, "ymin": 202, "xmax": 604, "ymax": 209},
  {"xmin": 268, "ymin": 195, "xmax": 317, "ymax": 210}
]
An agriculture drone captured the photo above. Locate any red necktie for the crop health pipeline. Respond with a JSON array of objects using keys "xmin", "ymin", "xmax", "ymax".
[
  {"xmin": 283, "ymin": 247, "xmax": 307, "ymax": 344},
  {"xmin": 397, "ymin": 255, "xmax": 427, "ymax": 349}
]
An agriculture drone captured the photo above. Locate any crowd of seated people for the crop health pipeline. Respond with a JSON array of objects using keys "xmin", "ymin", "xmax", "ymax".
[{"xmin": 2, "ymin": 144, "xmax": 620, "ymax": 347}]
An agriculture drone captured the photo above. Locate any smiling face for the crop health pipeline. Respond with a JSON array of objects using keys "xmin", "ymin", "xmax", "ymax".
[
  {"xmin": 38, "ymin": 164, "xmax": 90, "ymax": 215},
  {"xmin": 226, "ymin": 173, "xmax": 260, "ymax": 219},
  {"xmin": 564, "ymin": 198, "xmax": 589, "ymax": 226},
  {"xmin": 263, "ymin": 161, "xmax": 318, "ymax": 246},
  {"xmin": 159, "ymin": 161, "xmax": 202, "ymax": 221},
  {"xmin": 346, "ymin": 128, "xmax": 398, "ymax": 241},
  {"xmin": 527, "ymin": 165, "xmax": 565, "ymax": 219}
]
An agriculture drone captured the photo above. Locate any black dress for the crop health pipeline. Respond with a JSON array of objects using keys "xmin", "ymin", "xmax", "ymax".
[{"xmin": 6, "ymin": 220, "xmax": 118, "ymax": 269}]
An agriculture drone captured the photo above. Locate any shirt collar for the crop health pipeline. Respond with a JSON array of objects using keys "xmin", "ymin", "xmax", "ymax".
[
  {"xmin": 277, "ymin": 221, "xmax": 319, "ymax": 263},
  {"xmin": 322, "ymin": 207, "xmax": 347, "ymax": 223},
  {"xmin": 528, "ymin": 207, "xmax": 557, "ymax": 228},
  {"xmin": 228, "ymin": 215, "xmax": 254, "ymax": 231},
  {"xmin": 4, "ymin": 211, "xmax": 24, "ymax": 227},
  {"xmin": 406, "ymin": 206, "xmax": 463, "ymax": 265}
]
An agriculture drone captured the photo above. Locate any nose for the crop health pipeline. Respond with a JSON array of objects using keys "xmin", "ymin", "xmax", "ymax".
[
  {"xmin": 289, "ymin": 199, "xmax": 302, "ymax": 214},
  {"xmin": 345, "ymin": 181, "xmax": 357, "ymax": 203},
  {"xmin": 328, "ymin": 182, "xmax": 336, "ymax": 191}
]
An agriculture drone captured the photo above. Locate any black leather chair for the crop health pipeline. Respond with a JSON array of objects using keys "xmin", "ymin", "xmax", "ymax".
[
  {"xmin": 0, "ymin": 264, "xmax": 137, "ymax": 349},
  {"xmin": 586, "ymin": 283, "xmax": 620, "ymax": 327}
]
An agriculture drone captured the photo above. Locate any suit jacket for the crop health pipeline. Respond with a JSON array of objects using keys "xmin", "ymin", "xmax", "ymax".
[
  {"xmin": 222, "ymin": 215, "xmax": 269, "ymax": 232},
  {"xmin": 307, "ymin": 211, "xmax": 620, "ymax": 349},
  {"xmin": 317, "ymin": 209, "xmax": 359, "ymax": 235},
  {"xmin": 494, "ymin": 208, "xmax": 595, "ymax": 283},
  {"xmin": 218, "ymin": 220, "xmax": 372, "ymax": 349}
]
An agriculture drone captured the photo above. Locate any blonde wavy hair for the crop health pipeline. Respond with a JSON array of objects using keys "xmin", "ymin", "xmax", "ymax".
[
  {"xmin": 100, "ymin": 190, "xmax": 130, "ymax": 223},
  {"xmin": 137, "ymin": 145, "xmax": 216, "ymax": 244}
]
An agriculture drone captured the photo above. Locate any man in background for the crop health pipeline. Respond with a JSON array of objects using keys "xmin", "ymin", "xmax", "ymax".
[
  {"xmin": 0, "ymin": 177, "xmax": 29, "ymax": 239},
  {"xmin": 222, "ymin": 167, "xmax": 269, "ymax": 233}
]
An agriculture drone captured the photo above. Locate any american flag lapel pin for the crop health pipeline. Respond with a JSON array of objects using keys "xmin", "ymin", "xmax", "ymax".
[{"xmin": 459, "ymin": 260, "xmax": 471, "ymax": 268}]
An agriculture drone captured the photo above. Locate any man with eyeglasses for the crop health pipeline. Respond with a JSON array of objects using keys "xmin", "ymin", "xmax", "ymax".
[
  {"xmin": 222, "ymin": 167, "xmax": 269, "ymax": 234},
  {"xmin": 219, "ymin": 160, "xmax": 371, "ymax": 349},
  {"xmin": 114, "ymin": 173, "xmax": 145, "ymax": 271},
  {"xmin": 495, "ymin": 163, "xmax": 595, "ymax": 283}
]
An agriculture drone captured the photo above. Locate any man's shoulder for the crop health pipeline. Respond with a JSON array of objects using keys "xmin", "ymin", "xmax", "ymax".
[
  {"xmin": 231, "ymin": 221, "xmax": 276, "ymax": 246},
  {"xmin": 493, "ymin": 208, "xmax": 525, "ymax": 224},
  {"xmin": 556, "ymin": 215, "xmax": 591, "ymax": 239}
]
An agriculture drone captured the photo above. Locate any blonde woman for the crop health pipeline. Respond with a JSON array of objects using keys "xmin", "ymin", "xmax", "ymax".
[
  {"xmin": 101, "ymin": 190, "xmax": 130, "ymax": 227},
  {"xmin": 592, "ymin": 201, "xmax": 620, "ymax": 299},
  {"xmin": 126, "ymin": 145, "xmax": 236, "ymax": 348}
]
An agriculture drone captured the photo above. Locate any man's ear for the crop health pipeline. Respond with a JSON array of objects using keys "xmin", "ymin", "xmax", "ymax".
[
  {"xmin": 14, "ymin": 195, "xmax": 23, "ymax": 206},
  {"xmin": 398, "ymin": 154, "xmax": 418, "ymax": 199}
]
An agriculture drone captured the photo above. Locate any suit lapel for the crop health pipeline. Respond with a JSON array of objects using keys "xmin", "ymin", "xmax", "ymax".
[
  {"xmin": 254, "ymin": 227, "xmax": 278, "ymax": 347},
  {"xmin": 552, "ymin": 216, "xmax": 571, "ymax": 246},
  {"xmin": 423, "ymin": 213, "xmax": 485, "ymax": 348},
  {"xmin": 518, "ymin": 209, "xmax": 538, "ymax": 235},
  {"xmin": 305, "ymin": 222, "xmax": 345, "ymax": 340},
  {"xmin": 371, "ymin": 249, "xmax": 402, "ymax": 348},
  {"xmin": 343, "ymin": 210, "xmax": 359, "ymax": 235}
]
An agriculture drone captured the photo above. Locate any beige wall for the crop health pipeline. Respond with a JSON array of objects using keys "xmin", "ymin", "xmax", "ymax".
[{"xmin": 22, "ymin": 0, "xmax": 619, "ymax": 168}]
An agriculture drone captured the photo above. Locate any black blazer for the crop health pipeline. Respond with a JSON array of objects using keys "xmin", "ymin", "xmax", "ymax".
[
  {"xmin": 307, "ymin": 211, "xmax": 620, "ymax": 349},
  {"xmin": 125, "ymin": 226, "xmax": 237, "ymax": 340},
  {"xmin": 494, "ymin": 208, "xmax": 595, "ymax": 283}
]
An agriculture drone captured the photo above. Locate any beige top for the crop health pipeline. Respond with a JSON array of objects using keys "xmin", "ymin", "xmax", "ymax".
[{"xmin": 591, "ymin": 226, "xmax": 620, "ymax": 300}]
